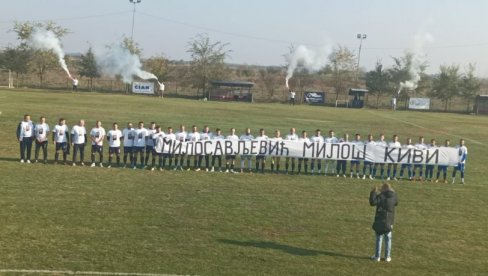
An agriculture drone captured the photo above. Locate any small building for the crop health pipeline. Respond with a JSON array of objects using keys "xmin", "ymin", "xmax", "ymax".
[
  {"xmin": 209, "ymin": 80, "xmax": 254, "ymax": 102},
  {"xmin": 348, "ymin": 88, "xmax": 368, "ymax": 108}
]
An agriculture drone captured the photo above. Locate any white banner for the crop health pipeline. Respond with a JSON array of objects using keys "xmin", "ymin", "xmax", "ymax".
[
  {"xmin": 409, "ymin": 98, "xmax": 430, "ymax": 110},
  {"xmin": 132, "ymin": 82, "xmax": 154, "ymax": 94},
  {"xmin": 154, "ymin": 139, "xmax": 460, "ymax": 166}
]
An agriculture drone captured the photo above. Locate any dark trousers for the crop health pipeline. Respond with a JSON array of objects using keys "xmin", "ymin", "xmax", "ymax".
[
  {"xmin": 336, "ymin": 160, "xmax": 347, "ymax": 175},
  {"xmin": 20, "ymin": 137, "xmax": 33, "ymax": 161},
  {"xmin": 73, "ymin": 144, "xmax": 85, "ymax": 163},
  {"xmin": 35, "ymin": 140, "xmax": 48, "ymax": 161}
]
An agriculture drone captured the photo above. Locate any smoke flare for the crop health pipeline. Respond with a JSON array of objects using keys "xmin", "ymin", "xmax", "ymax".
[
  {"xmin": 285, "ymin": 45, "xmax": 331, "ymax": 88},
  {"xmin": 29, "ymin": 29, "xmax": 72, "ymax": 79}
]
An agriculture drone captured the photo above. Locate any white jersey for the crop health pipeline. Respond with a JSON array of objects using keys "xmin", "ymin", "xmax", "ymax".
[
  {"xmin": 19, "ymin": 120, "xmax": 34, "ymax": 139},
  {"xmin": 352, "ymin": 139, "xmax": 364, "ymax": 149},
  {"xmin": 285, "ymin": 133, "xmax": 299, "ymax": 141},
  {"xmin": 71, "ymin": 125, "xmax": 87, "ymax": 144},
  {"xmin": 457, "ymin": 145, "xmax": 468, "ymax": 164},
  {"xmin": 200, "ymin": 132, "xmax": 213, "ymax": 141},
  {"xmin": 376, "ymin": 140, "xmax": 388, "ymax": 147},
  {"xmin": 213, "ymin": 134, "xmax": 225, "ymax": 140},
  {"xmin": 338, "ymin": 138, "xmax": 349, "ymax": 143},
  {"xmin": 165, "ymin": 133, "xmax": 176, "ymax": 141},
  {"xmin": 175, "ymin": 131, "xmax": 188, "ymax": 142},
  {"xmin": 255, "ymin": 135, "xmax": 269, "ymax": 141},
  {"xmin": 324, "ymin": 136, "xmax": 338, "ymax": 143},
  {"xmin": 187, "ymin": 131, "xmax": 201, "ymax": 142},
  {"xmin": 146, "ymin": 128, "xmax": 156, "ymax": 147},
  {"xmin": 270, "ymin": 136, "xmax": 283, "ymax": 142},
  {"xmin": 415, "ymin": 143, "xmax": 427, "ymax": 150},
  {"xmin": 122, "ymin": 128, "xmax": 135, "ymax": 147},
  {"xmin": 226, "ymin": 134, "xmax": 239, "ymax": 141},
  {"xmin": 90, "ymin": 127, "xmax": 106, "ymax": 146},
  {"xmin": 365, "ymin": 140, "xmax": 376, "ymax": 146},
  {"xmin": 54, "ymin": 124, "xmax": 69, "ymax": 143},
  {"xmin": 389, "ymin": 141, "xmax": 401, "ymax": 148},
  {"xmin": 152, "ymin": 131, "xmax": 165, "ymax": 146},
  {"xmin": 34, "ymin": 123, "xmax": 50, "ymax": 142},
  {"xmin": 310, "ymin": 135, "xmax": 324, "ymax": 143},
  {"xmin": 107, "ymin": 129, "xmax": 123, "ymax": 147},
  {"xmin": 298, "ymin": 137, "xmax": 310, "ymax": 143},
  {"xmin": 133, "ymin": 128, "xmax": 148, "ymax": 147},
  {"xmin": 240, "ymin": 134, "xmax": 254, "ymax": 141}
]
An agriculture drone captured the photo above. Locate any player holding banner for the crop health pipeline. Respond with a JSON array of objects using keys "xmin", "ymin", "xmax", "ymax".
[
  {"xmin": 211, "ymin": 128, "xmax": 225, "ymax": 172},
  {"xmin": 386, "ymin": 135, "xmax": 401, "ymax": 181},
  {"xmin": 436, "ymin": 139, "xmax": 450, "ymax": 183},
  {"xmin": 255, "ymin": 128, "xmax": 269, "ymax": 173},
  {"xmin": 270, "ymin": 130, "xmax": 283, "ymax": 173},
  {"xmin": 324, "ymin": 130, "xmax": 338, "ymax": 175},
  {"xmin": 297, "ymin": 130, "xmax": 310, "ymax": 174},
  {"xmin": 162, "ymin": 127, "xmax": 176, "ymax": 170},
  {"xmin": 285, "ymin": 128, "xmax": 298, "ymax": 174},
  {"xmin": 310, "ymin": 129, "xmax": 324, "ymax": 175},
  {"xmin": 452, "ymin": 139, "xmax": 467, "ymax": 184},
  {"xmin": 413, "ymin": 136, "xmax": 427, "ymax": 181},
  {"xmin": 363, "ymin": 134, "xmax": 376, "ymax": 180},
  {"xmin": 240, "ymin": 128, "xmax": 254, "ymax": 173},
  {"xmin": 225, "ymin": 128, "xmax": 239, "ymax": 173},
  {"xmin": 174, "ymin": 125, "xmax": 188, "ymax": 171},
  {"xmin": 372, "ymin": 134, "xmax": 387, "ymax": 179},
  {"xmin": 425, "ymin": 139, "xmax": 437, "ymax": 181}
]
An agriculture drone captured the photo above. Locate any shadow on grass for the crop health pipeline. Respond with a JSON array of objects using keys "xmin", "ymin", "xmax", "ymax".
[
  {"xmin": 0, "ymin": 157, "xmax": 21, "ymax": 162},
  {"xmin": 218, "ymin": 239, "xmax": 369, "ymax": 259}
]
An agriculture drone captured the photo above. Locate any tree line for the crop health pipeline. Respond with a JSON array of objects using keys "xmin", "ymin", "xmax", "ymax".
[{"xmin": 0, "ymin": 21, "xmax": 483, "ymax": 112}]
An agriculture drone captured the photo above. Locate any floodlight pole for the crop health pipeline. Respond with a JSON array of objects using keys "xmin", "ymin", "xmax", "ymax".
[
  {"xmin": 356, "ymin": 33, "xmax": 367, "ymax": 83},
  {"xmin": 130, "ymin": 0, "xmax": 141, "ymax": 41}
]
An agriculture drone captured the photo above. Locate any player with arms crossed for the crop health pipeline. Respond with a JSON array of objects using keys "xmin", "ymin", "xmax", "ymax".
[
  {"xmin": 107, "ymin": 122, "xmax": 123, "ymax": 168},
  {"xmin": 90, "ymin": 120, "xmax": 106, "ymax": 167},
  {"xmin": 71, "ymin": 119, "xmax": 87, "ymax": 166}
]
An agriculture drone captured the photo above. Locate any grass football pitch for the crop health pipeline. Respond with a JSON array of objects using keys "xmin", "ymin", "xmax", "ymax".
[{"xmin": 0, "ymin": 89, "xmax": 487, "ymax": 275}]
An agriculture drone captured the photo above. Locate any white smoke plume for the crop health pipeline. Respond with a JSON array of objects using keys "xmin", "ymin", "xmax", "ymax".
[
  {"xmin": 398, "ymin": 32, "xmax": 434, "ymax": 94},
  {"xmin": 29, "ymin": 29, "xmax": 72, "ymax": 79},
  {"xmin": 96, "ymin": 44, "xmax": 158, "ymax": 84},
  {"xmin": 285, "ymin": 45, "xmax": 331, "ymax": 88}
]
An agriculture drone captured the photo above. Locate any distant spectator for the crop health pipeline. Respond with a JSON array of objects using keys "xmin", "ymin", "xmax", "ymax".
[
  {"xmin": 72, "ymin": 77, "xmax": 79, "ymax": 91},
  {"xmin": 289, "ymin": 89, "xmax": 296, "ymax": 106}
]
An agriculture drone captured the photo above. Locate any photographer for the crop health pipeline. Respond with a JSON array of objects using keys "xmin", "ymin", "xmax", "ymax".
[{"xmin": 369, "ymin": 183, "xmax": 398, "ymax": 262}]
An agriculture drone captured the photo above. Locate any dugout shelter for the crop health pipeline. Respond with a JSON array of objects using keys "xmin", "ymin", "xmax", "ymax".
[
  {"xmin": 474, "ymin": 95, "xmax": 488, "ymax": 115},
  {"xmin": 348, "ymin": 88, "xmax": 368, "ymax": 108},
  {"xmin": 209, "ymin": 80, "xmax": 254, "ymax": 102}
]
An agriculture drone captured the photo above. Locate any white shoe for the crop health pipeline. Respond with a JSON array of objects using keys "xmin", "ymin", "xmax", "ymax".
[
  {"xmin": 72, "ymin": 163, "xmax": 76, "ymax": 167},
  {"xmin": 343, "ymin": 174, "xmax": 346, "ymax": 178},
  {"xmin": 151, "ymin": 167, "xmax": 155, "ymax": 171},
  {"xmin": 205, "ymin": 168, "xmax": 209, "ymax": 172},
  {"xmin": 385, "ymin": 257, "xmax": 391, "ymax": 262},
  {"xmin": 160, "ymin": 168, "xmax": 164, "ymax": 171},
  {"xmin": 195, "ymin": 168, "xmax": 201, "ymax": 172},
  {"xmin": 99, "ymin": 163, "xmax": 104, "ymax": 168},
  {"xmin": 387, "ymin": 177, "xmax": 391, "ymax": 181},
  {"xmin": 219, "ymin": 169, "xmax": 223, "ymax": 172},
  {"xmin": 231, "ymin": 169, "xmax": 235, "ymax": 173},
  {"xmin": 357, "ymin": 175, "xmax": 360, "ymax": 179},
  {"xmin": 91, "ymin": 163, "xmax": 96, "ymax": 167},
  {"xmin": 461, "ymin": 178, "xmax": 465, "ymax": 184},
  {"xmin": 362, "ymin": 175, "xmax": 366, "ymax": 180},
  {"xmin": 371, "ymin": 256, "xmax": 380, "ymax": 262},
  {"xmin": 81, "ymin": 162, "xmax": 85, "ymax": 166},
  {"xmin": 225, "ymin": 169, "xmax": 229, "ymax": 173},
  {"xmin": 211, "ymin": 167, "xmax": 215, "ymax": 172},
  {"xmin": 393, "ymin": 177, "xmax": 398, "ymax": 181},
  {"xmin": 318, "ymin": 170, "xmax": 321, "ymax": 174},
  {"xmin": 20, "ymin": 159, "xmax": 24, "ymax": 163},
  {"xmin": 336, "ymin": 174, "xmax": 339, "ymax": 177},
  {"xmin": 133, "ymin": 166, "xmax": 137, "ymax": 170},
  {"xmin": 26, "ymin": 160, "xmax": 31, "ymax": 164},
  {"xmin": 452, "ymin": 179, "xmax": 455, "ymax": 184},
  {"xmin": 369, "ymin": 175, "xmax": 374, "ymax": 180},
  {"xmin": 107, "ymin": 165, "xmax": 111, "ymax": 168}
]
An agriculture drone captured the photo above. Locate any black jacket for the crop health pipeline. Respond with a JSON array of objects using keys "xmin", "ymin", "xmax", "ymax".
[{"xmin": 370, "ymin": 190, "xmax": 398, "ymax": 234}]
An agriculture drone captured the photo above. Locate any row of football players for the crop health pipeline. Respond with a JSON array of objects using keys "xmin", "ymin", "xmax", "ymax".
[{"xmin": 17, "ymin": 114, "xmax": 467, "ymax": 183}]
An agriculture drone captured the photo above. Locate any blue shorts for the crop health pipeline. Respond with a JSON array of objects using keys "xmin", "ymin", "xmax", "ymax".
[
  {"xmin": 124, "ymin": 146, "xmax": 134, "ymax": 154},
  {"xmin": 91, "ymin": 145, "xmax": 103, "ymax": 153},
  {"xmin": 145, "ymin": 145, "xmax": 154, "ymax": 153},
  {"xmin": 134, "ymin": 146, "xmax": 145, "ymax": 153},
  {"xmin": 456, "ymin": 163, "xmax": 465, "ymax": 172},
  {"xmin": 109, "ymin": 147, "xmax": 120, "ymax": 154}
]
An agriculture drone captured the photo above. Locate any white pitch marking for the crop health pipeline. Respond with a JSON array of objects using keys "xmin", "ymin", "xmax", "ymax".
[{"xmin": 0, "ymin": 269, "xmax": 193, "ymax": 276}]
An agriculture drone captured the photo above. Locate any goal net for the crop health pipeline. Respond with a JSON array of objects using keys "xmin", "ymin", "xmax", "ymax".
[{"xmin": 0, "ymin": 69, "xmax": 14, "ymax": 88}]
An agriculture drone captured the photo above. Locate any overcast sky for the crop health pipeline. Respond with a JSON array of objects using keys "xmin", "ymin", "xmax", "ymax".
[{"xmin": 2, "ymin": 0, "xmax": 488, "ymax": 76}]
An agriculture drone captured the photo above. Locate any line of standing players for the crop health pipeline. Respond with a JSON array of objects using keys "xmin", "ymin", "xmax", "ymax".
[{"xmin": 17, "ymin": 114, "xmax": 468, "ymax": 184}]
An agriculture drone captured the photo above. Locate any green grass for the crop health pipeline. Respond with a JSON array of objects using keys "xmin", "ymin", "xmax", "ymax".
[{"xmin": 0, "ymin": 88, "xmax": 488, "ymax": 275}]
